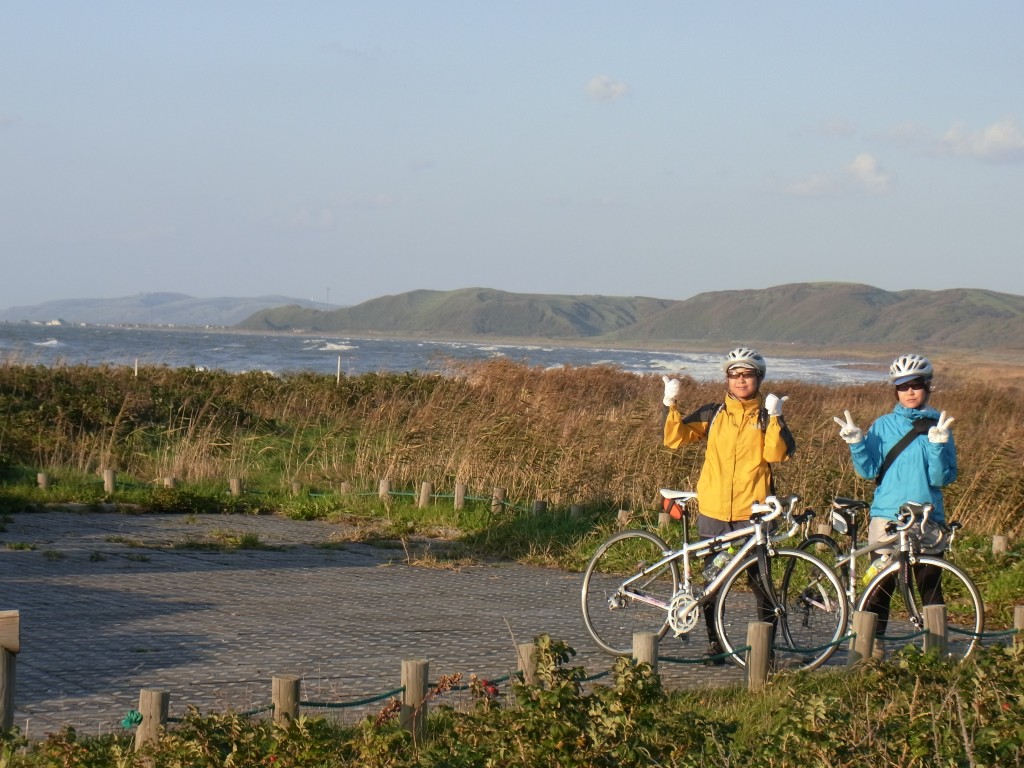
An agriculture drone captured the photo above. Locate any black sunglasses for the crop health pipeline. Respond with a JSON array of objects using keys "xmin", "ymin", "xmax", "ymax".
[{"xmin": 895, "ymin": 379, "xmax": 928, "ymax": 392}]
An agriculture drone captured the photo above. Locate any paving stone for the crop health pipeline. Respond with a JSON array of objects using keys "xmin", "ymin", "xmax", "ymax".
[{"xmin": 1, "ymin": 510, "xmax": 747, "ymax": 737}]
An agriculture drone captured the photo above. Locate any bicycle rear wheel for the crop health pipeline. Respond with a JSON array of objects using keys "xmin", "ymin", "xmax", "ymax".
[
  {"xmin": 716, "ymin": 548, "xmax": 847, "ymax": 671},
  {"xmin": 857, "ymin": 555, "xmax": 983, "ymax": 661},
  {"xmin": 581, "ymin": 530, "xmax": 679, "ymax": 656}
]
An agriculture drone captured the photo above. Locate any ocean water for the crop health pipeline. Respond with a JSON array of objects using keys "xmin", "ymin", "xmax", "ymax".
[{"xmin": 0, "ymin": 322, "xmax": 883, "ymax": 385}]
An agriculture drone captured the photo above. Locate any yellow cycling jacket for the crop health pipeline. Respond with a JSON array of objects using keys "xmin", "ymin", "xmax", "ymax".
[{"xmin": 663, "ymin": 394, "xmax": 795, "ymax": 522}]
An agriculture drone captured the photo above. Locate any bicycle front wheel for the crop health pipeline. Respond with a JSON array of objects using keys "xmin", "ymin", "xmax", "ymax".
[
  {"xmin": 581, "ymin": 530, "xmax": 679, "ymax": 656},
  {"xmin": 716, "ymin": 548, "xmax": 848, "ymax": 671},
  {"xmin": 857, "ymin": 555, "xmax": 984, "ymax": 661}
]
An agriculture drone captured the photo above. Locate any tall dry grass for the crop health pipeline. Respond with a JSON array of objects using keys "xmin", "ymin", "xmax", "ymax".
[{"xmin": 0, "ymin": 358, "xmax": 1021, "ymax": 535}]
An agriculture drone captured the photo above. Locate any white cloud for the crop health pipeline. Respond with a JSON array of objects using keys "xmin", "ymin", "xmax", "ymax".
[
  {"xmin": 844, "ymin": 153, "xmax": 891, "ymax": 192},
  {"xmin": 814, "ymin": 118, "xmax": 857, "ymax": 138},
  {"xmin": 785, "ymin": 174, "xmax": 838, "ymax": 198},
  {"xmin": 940, "ymin": 117, "xmax": 1024, "ymax": 162},
  {"xmin": 585, "ymin": 75, "xmax": 629, "ymax": 101}
]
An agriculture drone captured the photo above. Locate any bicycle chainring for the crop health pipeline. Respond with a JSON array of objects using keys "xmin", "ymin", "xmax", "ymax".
[{"xmin": 667, "ymin": 591, "xmax": 701, "ymax": 635}]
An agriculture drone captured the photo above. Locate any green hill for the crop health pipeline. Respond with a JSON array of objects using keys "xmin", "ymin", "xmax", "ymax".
[{"xmin": 235, "ymin": 283, "xmax": 1024, "ymax": 351}]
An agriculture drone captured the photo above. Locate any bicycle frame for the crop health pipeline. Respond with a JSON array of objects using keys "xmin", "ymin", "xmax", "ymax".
[{"xmin": 624, "ymin": 493, "xmax": 801, "ymax": 616}]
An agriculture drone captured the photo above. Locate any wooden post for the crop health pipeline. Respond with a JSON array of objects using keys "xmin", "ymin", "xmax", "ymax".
[
  {"xmin": 993, "ymin": 535, "xmax": 1009, "ymax": 555},
  {"xmin": 162, "ymin": 477, "xmax": 177, "ymax": 489},
  {"xmin": 1013, "ymin": 605, "xmax": 1024, "ymax": 646},
  {"xmin": 531, "ymin": 499, "xmax": 547, "ymax": 516},
  {"xmin": 228, "ymin": 477, "xmax": 242, "ymax": 496},
  {"xmin": 103, "ymin": 468, "xmax": 116, "ymax": 494},
  {"xmin": 632, "ymin": 632, "xmax": 659, "ymax": 674},
  {"xmin": 400, "ymin": 659, "xmax": 429, "ymax": 744},
  {"xmin": 338, "ymin": 481, "xmax": 352, "ymax": 495},
  {"xmin": 516, "ymin": 642, "xmax": 538, "ymax": 687},
  {"xmin": 454, "ymin": 483, "xmax": 466, "ymax": 511},
  {"xmin": 290, "ymin": 481, "xmax": 302, "ymax": 497},
  {"xmin": 570, "ymin": 504, "xmax": 583, "ymax": 519},
  {"xmin": 745, "ymin": 622, "xmax": 773, "ymax": 692},
  {"xmin": 658, "ymin": 511, "xmax": 672, "ymax": 529},
  {"xmin": 847, "ymin": 610, "xmax": 878, "ymax": 668},
  {"xmin": 379, "ymin": 478, "xmax": 391, "ymax": 501},
  {"xmin": 272, "ymin": 675, "xmax": 300, "ymax": 725},
  {"xmin": 36, "ymin": 472, "xmax": 49, "ymax": 490},
  {"xmin": 0, "ymin": 611, "xmax": 18, "ymax": 733},
  {"xmin": 134, "ymin": 688, "xmax": 169, "ymax": 753},
  {"xmin": 815, "ymin": 523, "xmax": 832, "ymax": 552},
  {"xmin": 491, "ymin": 487, "xmax": 506, "ymax": 514},
  {"xmin": 923, "ymin": 604, "xmax": 948, "ymax": 656},
  {"xmin": 418, "ymin": 482, "xmax": 433, "ymax": 509},
  {"xmin": 616, "ymin": 509, "xmax": 631, "ymax": 528}
]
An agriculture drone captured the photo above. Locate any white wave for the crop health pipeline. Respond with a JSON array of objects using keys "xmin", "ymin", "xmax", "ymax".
[
  {"xmin": 318, "ymin": 343, "xmax": 356, "ymax": 352},
  {"xmin": 33, "ymin": 339, "xmax": 61, "ymax": 347}
]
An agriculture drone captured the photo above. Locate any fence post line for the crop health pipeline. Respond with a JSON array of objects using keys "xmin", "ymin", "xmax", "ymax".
[
  {"xmin": 847, "ymin": 610, "xmax": 878, "ymax": 668},
  {"xmin": 400, "ymin": 659, "xmax": 429, "ymax": 744},
  {"xmin": 491, "ymin": 487, "xmax": 506, "ymax": 515},
  {"xmin": 37, "ymin": 472, "xmax": 49, "ymax": 490},
  {"xmin": 1014, "ymin": 605, "xmax": 1024, "ymax": 646},
  {"xmin": 922, "ymin": 604, "xmax": 948, "ymax": 656},
  {"xmin": 993, "ymin": 535, "xmax": 1009, "ymax": 555},
  {"xmin": 418, "ymin": 482, "xmax": 433, "ymax": 509},
  {"xmin": 632, "ymin": 632, "xmax": 659, "ymax": 675},
  {"xmin": 379, "ymin": 478, "xmax": 391, "ymax": 501},
  {"xmin": 229, "ymin": 477, "xmax": 243, "ymax": 497},
  {"xmin": 103, "ymin": 468, "xmax": 116, "ymax": 494},
  {"xmin": 0, "ymin": 610, "xmax": 18, "ymax": 733},
  {"xmin": 134, "ymin": 688, "xmax": 169, "ymax": 753},
  {"xmin": 745, "ymin": 622, "xmax": 772, "ymax": 692},
  {"xmin": 454, "ymin": 483, "xmax": 466, "ymax": 511},
  {"xmin": 272, "ymin": 675, "xmax": 301, "ymax": 725},
  {"xmin": 516, "ymin": 642, "xmax": 538, "ymax": 687}
]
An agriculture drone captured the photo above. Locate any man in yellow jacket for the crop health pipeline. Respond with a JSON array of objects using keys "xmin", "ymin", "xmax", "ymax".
[{"xmin": 662, "ymin": 347, "xmax": 795, "ymax": 663}]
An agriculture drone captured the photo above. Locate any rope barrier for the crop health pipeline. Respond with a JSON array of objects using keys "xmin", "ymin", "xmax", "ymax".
[{"xmin": 301, "ymin": 687, "xmax": 405, "ymax": 709}]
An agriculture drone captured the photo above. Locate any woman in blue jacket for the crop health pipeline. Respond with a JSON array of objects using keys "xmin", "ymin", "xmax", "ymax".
[{"xmin": 833, "ymin": 353, "xmax": 957, "ymax": 656}]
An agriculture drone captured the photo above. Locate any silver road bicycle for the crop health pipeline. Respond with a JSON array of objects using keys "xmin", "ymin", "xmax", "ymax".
[
  {"xmin": 784, "ymin": 497, "xmax": 984, "ymax": 661},
  {"xmin": 581, "ymin": 493, "xmax": 848, "ymax": 671}
]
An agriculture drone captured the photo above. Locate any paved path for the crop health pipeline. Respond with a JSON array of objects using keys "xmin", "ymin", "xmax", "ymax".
[{"xmin": 1, "ymin": 510, "xmax": 745, "ymax": 738}]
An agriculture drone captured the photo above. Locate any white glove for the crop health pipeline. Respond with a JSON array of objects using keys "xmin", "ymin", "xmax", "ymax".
[
  {"xmin": 662, "ymin": 375, "xmax": 681, "ymax": 407},
  {"xmin": 928, "ymin": 411, "xmax": 954, "ymax": 443},
  {"xmin": 764, "ymin": 393, "xmax": 788, "ymax": 417},
  {"xmin": 833, "ymin": 410, "xmax": 863, "ymax": 444}
]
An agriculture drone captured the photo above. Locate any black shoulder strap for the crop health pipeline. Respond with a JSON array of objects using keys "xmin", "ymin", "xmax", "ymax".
[{"xmin": 875, "ymin": 418, "xmax": 938, "ymax": 487}]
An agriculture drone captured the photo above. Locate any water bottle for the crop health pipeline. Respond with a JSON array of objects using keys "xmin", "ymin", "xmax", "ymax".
[
  {"xmin": 862, "ymin": 553, "xmax": 891, "ymax": 585},
  {"xmin": 702, "ymin": 545, "xmax": 735, "ymax": 581}
]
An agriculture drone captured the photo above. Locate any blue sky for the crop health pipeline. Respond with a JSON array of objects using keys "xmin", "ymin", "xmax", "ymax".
[{"xmin": 2, "ymin": 2, "xmax": 1022, "ymax": 310}]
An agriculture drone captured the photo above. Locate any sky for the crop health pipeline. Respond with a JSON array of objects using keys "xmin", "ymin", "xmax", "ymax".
[{"xmin": 2, "ymin": 2, "xmax": 1023, "ymax": 311}]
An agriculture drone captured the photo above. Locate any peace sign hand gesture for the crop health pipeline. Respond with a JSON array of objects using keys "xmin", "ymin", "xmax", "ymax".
[
  {"xmin": 928, "ymin": 411, "xmax": 955, "ymax": 443},
  {"xmin": 832, "ymin": 410, "xmax": 864, "ymax": 444}
]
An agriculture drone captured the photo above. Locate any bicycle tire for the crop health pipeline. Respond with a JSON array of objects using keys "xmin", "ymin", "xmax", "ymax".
[
  {"xmin": 715, "ymin": 548, "xmax": 848, "ymax": 671},
  {"xmin": 856, "ymin": 555, "xmax": 984, "ymax": 661},
  {"xmin": 581, "ymin": 529, "xmax": 680, "ymax": 656}
]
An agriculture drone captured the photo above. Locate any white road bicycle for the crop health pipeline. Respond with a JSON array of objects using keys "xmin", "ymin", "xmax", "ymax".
[
  {"xmin": 581, "ymin": 493, "xmax": 848, "ymax": 671},
  {"xmin": 784, "ymin": 497, "xmax": 984, "ymax": 661}
]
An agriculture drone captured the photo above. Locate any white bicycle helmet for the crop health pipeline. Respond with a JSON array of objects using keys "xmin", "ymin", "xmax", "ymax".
[
  {"xmin": 722, "ymin": 347, "xmax": 767, "ymax": 377},
  {"xmin": 889, "ymin": 353, "xmax": 933, "ymax": 385}
]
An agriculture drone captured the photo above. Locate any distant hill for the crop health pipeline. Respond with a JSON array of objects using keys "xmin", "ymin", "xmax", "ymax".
[
  {"xmin": 0, "ymin": 293, "xmax": 335, "ymax": 327},
  {"xmin": 238, "ymin": 283, "xmax": 1024, "ymax": 351}
]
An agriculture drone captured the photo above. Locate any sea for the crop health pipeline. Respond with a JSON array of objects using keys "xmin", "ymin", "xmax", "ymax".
[{"xmin": 0, "ymin": 322, "xmax": 884, "ymax": 385}]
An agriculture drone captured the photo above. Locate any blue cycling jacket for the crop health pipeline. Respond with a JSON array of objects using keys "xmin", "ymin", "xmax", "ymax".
[{"xmin": 848, "ymin": 403, "xmax": 957, "ymax": 523}]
